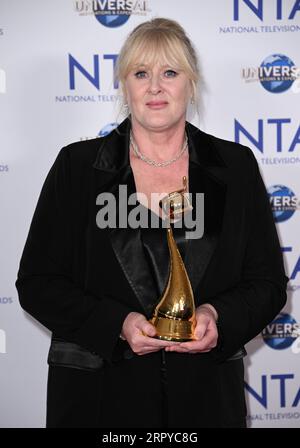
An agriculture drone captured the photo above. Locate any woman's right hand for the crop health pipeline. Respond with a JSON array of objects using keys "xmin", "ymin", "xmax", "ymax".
[{"xmin": 121, "ymin": 312, "xmax": 176, "ymax": 355}]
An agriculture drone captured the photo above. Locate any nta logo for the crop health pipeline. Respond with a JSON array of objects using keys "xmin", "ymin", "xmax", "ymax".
[
  {"xmin": 268, "ymin": 185, "xmax": 299, "ymax": 222},
  {"xmin": 233, "ymin": 0, "xmax": 300, "ymax": 21},
  {"xmin": 245, "ymin": 374, "xmax": 300, "ymax": 408},
  {"xmin": 281, "ymin": 246, "xmax": 300, "ymax": 287},
  {"xmin": 68, "ymin": 54, "xmax": 118, "ymax": 90},
  {"xmin": 74, "ymin": 0, "xmax": 149, "ymax": 28},
  {"xmin": 234, "ymin": 118, "xmax": 300, "ymax": 154}
]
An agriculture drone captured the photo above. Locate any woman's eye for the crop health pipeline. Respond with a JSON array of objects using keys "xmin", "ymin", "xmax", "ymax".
[
  {"xmin": 164, "ymin": 70, "xmax": 178, "ymax": 78},
  {"xmin": 134, "ymin": 71, "xmax": 148, "ymax": 79}
]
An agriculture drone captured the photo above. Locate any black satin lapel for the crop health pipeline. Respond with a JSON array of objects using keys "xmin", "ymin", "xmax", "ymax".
[
  {"xmin": 106, "ymin": 167, "xmax": 158, "ymax": 317},
  {"xmin": 184, "ymin": 163, "xmax": 227, "ymax": 302}
]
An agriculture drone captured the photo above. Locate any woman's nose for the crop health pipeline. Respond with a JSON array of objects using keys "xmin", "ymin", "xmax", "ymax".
[{"xmin": 148, "ymin": 74, "xmax": 162, "ymax": 94}]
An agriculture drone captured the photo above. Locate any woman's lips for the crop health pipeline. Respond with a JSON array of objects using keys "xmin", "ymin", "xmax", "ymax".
[{"xmin": 146, "ymin": 101, "xmax": 168, "ymax": 109}]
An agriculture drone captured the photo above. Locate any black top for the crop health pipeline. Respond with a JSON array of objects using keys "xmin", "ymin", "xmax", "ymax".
[{"xmin": 139, "ymin": 205, "xmax": 189, "ymax": 298}]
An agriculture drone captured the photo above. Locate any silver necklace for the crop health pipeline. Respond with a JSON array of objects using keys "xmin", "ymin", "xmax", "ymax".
[{"xmin": 130, "ymin": 131, "xmax": 188, "ymax": 167}]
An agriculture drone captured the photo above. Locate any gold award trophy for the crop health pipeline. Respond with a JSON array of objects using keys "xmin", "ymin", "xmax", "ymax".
[{"xmin": 150, "ymin": 176, "xmax": 196, "ymax": 341}]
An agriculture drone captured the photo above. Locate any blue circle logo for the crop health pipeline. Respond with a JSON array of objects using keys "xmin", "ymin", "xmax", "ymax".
[
  {"xmin": 259, "ymin": 54, "xmax": 297, "ymax": 93},
  {"xmin": 262, "ymin": 313, "xmax": 299, "ymax": 350},
  {"xmin": 94, "ymin": 1, "xmax": 131, "ymax": 28},
  {"xmin": 95, "ymin": 14, "xmax": 130, "ymax": 28},
  {"xmin": 99, "ymin": 122, "xmax": 119, "ymax": 137},
  {"xmin": 268, "ymin": 185, "xmax": 298, "ymax": 223}
]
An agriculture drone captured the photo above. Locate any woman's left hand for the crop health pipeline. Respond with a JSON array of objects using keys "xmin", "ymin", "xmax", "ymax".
[{"xmin": 165, "ymin": 304, "xmax": 218, "ymax": 354}]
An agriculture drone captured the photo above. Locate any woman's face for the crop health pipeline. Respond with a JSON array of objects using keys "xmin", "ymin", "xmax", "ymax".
[{"xmin": 124, "ymin": 62, "xmax": 192, "ymax": 133}]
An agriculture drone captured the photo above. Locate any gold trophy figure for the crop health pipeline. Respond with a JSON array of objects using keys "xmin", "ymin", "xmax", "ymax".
[{"xmin": 150, "ymin": 176, "xmax": 196, "ymax": 341}]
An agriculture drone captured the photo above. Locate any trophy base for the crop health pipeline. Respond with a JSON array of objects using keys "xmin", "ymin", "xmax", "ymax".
[{"xmin": 150, "ymin": 316, "xmax": 194, "ymax": 342}]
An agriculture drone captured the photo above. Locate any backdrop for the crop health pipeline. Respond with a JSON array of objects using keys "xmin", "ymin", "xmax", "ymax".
[{"xmin": 0, "ymin": 0, "xmax": 299, "ymax": 428}]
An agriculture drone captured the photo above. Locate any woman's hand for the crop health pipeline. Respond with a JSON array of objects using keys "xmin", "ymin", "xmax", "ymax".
[
  {"xmin": 164, "ymin": 304, "xmax": 219, "ymax": 354},
  {"xmin": 121, "ymin": 311, "xmax": 178, "ymax": 355}
]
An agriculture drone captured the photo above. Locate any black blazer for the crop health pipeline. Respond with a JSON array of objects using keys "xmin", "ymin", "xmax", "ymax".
[{"xmin": 16, "ymin": 119, "xmax": 288, "ymax": 427}]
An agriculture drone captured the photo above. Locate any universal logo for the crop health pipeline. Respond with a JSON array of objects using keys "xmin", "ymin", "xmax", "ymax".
[
  {"xmin": 242, "ymin": 54, "xmax": 300, "ymax": 93},
  {"xmin": 0, "ymin": 329, "xmax": 6, "ymax": 354},
  {"xmin": 0, "ymin": 68, "xmax": 6, "ymax": 94},
  {"xmin": 262, "ymin": 313, "xmax": 300, "ymax": 352},
  {"xmin": 268, "ymin": 185, "xmax": 300, "ymax": 223},
  {"xmin": 74, "ymin": 0, "xmax": 150, "ymax": 28}
]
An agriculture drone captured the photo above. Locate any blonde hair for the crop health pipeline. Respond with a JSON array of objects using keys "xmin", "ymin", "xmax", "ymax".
[{"xmin": 116, "ymin": 18, "xmax": 201, "ymax": 110}]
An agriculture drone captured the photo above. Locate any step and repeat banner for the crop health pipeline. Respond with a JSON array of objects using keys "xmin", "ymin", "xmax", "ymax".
[{"xmin": 0, "ymin": 0, "xmax": 299, "ymax": 428}]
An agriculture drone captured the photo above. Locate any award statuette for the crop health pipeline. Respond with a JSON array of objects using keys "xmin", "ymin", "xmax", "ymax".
[{"xmin": 150, "ymin": 176, "xmax": 196, "ymax": 341}]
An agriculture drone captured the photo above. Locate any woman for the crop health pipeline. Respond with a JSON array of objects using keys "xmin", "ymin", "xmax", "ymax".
[{"xmin": 16, "ymin": 18, "xmax": 288, "ymax": 428}]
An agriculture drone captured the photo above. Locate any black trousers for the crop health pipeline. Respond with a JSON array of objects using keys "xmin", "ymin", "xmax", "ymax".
[{"xmin": 46, "ymin": 352, "xmax": 247, "ymax": 428}]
